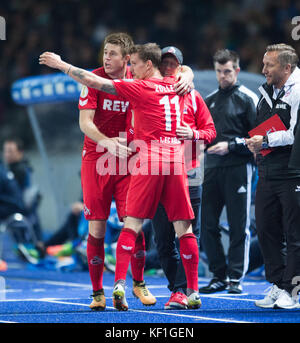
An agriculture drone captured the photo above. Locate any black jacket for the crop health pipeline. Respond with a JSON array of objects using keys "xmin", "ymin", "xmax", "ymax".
[
  {"xmin": 255, "ymin": 67, "xmax": 300, "ymax": 180},
  {"xmin": 0, "ymin": 161, "xmax": 24, "ymax": 220},
  {"xmin": 204, "ymin": 82, "xmax": 258, "ymax": 168},
  {"xmin": 8, "ymin": 159, "xmax": 32, "ymax": 191}
]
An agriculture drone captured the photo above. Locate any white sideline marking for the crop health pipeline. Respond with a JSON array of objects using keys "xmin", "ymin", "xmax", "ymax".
[
  {"xmin": 5, "ymin": 278, "xmax": 112, "ymax": 290},
  {"xmin": 27, "ymin": 280, "xmax": 95, "ymax": 289},
  {"xmin": 0, "ymin": 297, "xmax": 85, "ymax": 302},
  {"xmin": 41, "ymin": 299, "xmax": 252, "ymax": 324},
  {"xmin": 200, "ymin": 294, "xmax": 257, "ymax": 302}
]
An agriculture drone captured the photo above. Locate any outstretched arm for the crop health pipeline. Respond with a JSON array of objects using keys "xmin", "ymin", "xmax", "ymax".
[{"xmin": 39, "ymin": 52, "xmax": 117, "ymax": 95}]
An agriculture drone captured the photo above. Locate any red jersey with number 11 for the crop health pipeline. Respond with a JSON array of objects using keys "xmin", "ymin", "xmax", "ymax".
[{"xmin": 113, "ymin": 76, "xmax": 186, "ymax": 164}]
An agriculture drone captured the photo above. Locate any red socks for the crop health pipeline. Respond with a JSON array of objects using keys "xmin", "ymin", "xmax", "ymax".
[
  {"xmin": 115, "ymin": 228, "xmax": 138, "ymax": 282},
  {"xmin": 87, "ymin": 234, "xmax": 105, "ymax": 292},
  {"xmin": 179, "ymin": 233, "xmax": 199, "ymax": 292},
  {"xmin": 88, "ymin": 228, "xmax": 145, "ymax": 288},
  {"xmin": 131, "ymin": 231, "xmax": 146, "ymax": 282}
]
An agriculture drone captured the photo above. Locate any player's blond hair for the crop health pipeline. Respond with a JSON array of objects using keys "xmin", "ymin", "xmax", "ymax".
[
  {"xmin": 104, "ymin": 32, "xmax": 134, "ymax": 57},
  {"xmin": 266, "ymin": 43, "xmax": 299, "ymax": 72}
]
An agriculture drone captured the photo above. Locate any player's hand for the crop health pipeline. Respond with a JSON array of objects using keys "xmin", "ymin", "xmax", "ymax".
[
  {"xmin": 71, "ymin": 202, "xmax": 84, "ymax": 215},
  {"xmin": 176, "ymin": 121, "xmax": 194, "ymax": 140},
  {"xmin": 39, "ymin": 52, "xmax": 65, "ymax": 70},
  {"xmin": 207, "ymin": 141, "xmax": 229, "ymax": 155},
  {"xmin": 174, "ymin": 76, "xmax": 193, "ymax": 95},
  {"xmin": 245, "ymin": 135, "xmax": 263, "ymax": 153},
  {"xmin": 100, "ymin": 137, "xmax": 132, "ymax": 159},
  {"xmin": 174, "ymin": 66, "xmax": 194, "ymax": 95}
]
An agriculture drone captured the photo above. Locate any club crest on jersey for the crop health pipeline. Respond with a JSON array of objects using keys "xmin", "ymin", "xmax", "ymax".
[{"xmin": 80, "ymin": 85, "xmax": 89, "ymax": 98}]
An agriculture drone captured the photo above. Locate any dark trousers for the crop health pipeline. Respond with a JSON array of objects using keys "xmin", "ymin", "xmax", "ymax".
[
  {"xmin": 151, "ymin": 185, "xmax": 202, "ymax": 292},
  {"xmin": 201, "ymin": 163, "xmax": 253, "ymax": 281},
  {"xmin": 255, "ymin": 177, "xmax": 300, "ymax": 294},
  {"xmin": 45, "ymin": 212, "xmax": 80, "ymax": 247}
]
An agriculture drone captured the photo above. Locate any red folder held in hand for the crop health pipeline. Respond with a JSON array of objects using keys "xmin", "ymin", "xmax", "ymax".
[{"xmin": 248, "ymin": 114, "xmax": 287, "ymax": 156}]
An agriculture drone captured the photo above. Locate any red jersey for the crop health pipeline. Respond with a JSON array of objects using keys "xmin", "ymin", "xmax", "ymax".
[
  {"xmin": 183, "ymin": 89, "xmax": 216, "ymax": 170},
  {"xmin": 113, "ymin": 76, "xmax": 186, "ymax": 164},
  {"xmin": 78, "ymin": 66, "xmax": 133, "ymax": 160}
]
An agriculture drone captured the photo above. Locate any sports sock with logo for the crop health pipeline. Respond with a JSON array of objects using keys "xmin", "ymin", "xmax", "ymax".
[
  {"xmin": 131, "ymin": 231, "xmax": 146, "ymax": 282},
  {"xmin": 179, "ymin": 233, "xmax": 199, "ymax": 292},
  {"xmin": 115, "ymin": 228, "xmax": 138, "ymax": 282},
  {"xmin": 87, "ymin": 234, "xmax": 105, "ymax": 292}
]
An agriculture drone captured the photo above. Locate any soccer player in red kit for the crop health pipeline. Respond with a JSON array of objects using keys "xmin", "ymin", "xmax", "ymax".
[
  {"xmin": 39, "ymin": 43, "xmax": 201, "ymax": 311},
  {"xmin": 77, "ymin": 32, "xmax": 154, "ymax": 310}
]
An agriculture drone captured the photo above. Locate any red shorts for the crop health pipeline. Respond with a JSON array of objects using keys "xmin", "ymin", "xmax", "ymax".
[
  {"xmin": 126, "ymin": 162, "xmax": 194, "ymax": 221},
  {"xmin": 81, "ymin": 158, "xmax": 130, "ymax": 221}
]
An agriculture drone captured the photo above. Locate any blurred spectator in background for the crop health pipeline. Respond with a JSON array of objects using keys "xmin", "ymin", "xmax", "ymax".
[
  {"xmin": 0, "ymin": 159, "xmax": 23, "ymax": 270},
  {"xmin": 0, "ymin": 160, "xmax": 24, "ymax": 221},
  {"xmin": 2, "ymin": 137, "xmax": 43, "ymax": 251},
  {"xmin": 0, "ymin": 159, "xmax": 36, "ymax": 264},
  {"xmin": 3, "ymin": 138, "xmax": 32, "ymax": 191},
  {"xmin": 43, "ymin": 200, "xmax": 86, "ymax": 256}
]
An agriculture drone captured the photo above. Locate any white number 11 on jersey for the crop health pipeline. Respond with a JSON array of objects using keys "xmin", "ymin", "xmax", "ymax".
[{"xmin": 159, "ymin": 95, "xmax": 181, "ymax": 131}]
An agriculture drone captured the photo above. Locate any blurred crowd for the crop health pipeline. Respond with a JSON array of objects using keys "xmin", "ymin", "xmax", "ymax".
[{"xmin": 0, "ymin": 0, "xmax": 299, "ymax": 147}]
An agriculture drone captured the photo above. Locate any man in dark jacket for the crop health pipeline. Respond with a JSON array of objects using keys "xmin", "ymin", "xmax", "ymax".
[
  {"xmin": 0, "ymin": 160, "xmax": 24, "ymax": 220},
  {"xmin": 3, "ymin": 138, "xmax": 31, "ymax": 191},
  {"xmin": 199, "ymin": 49, "xmax": 258, "ymax": 294},
  {"xmin": 3, "ymin": 138, "xmax": 42, "ymax": 243},
  {"xmin": 246, "ymin": 43, "xmax": 300, "ymax": 309}
]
